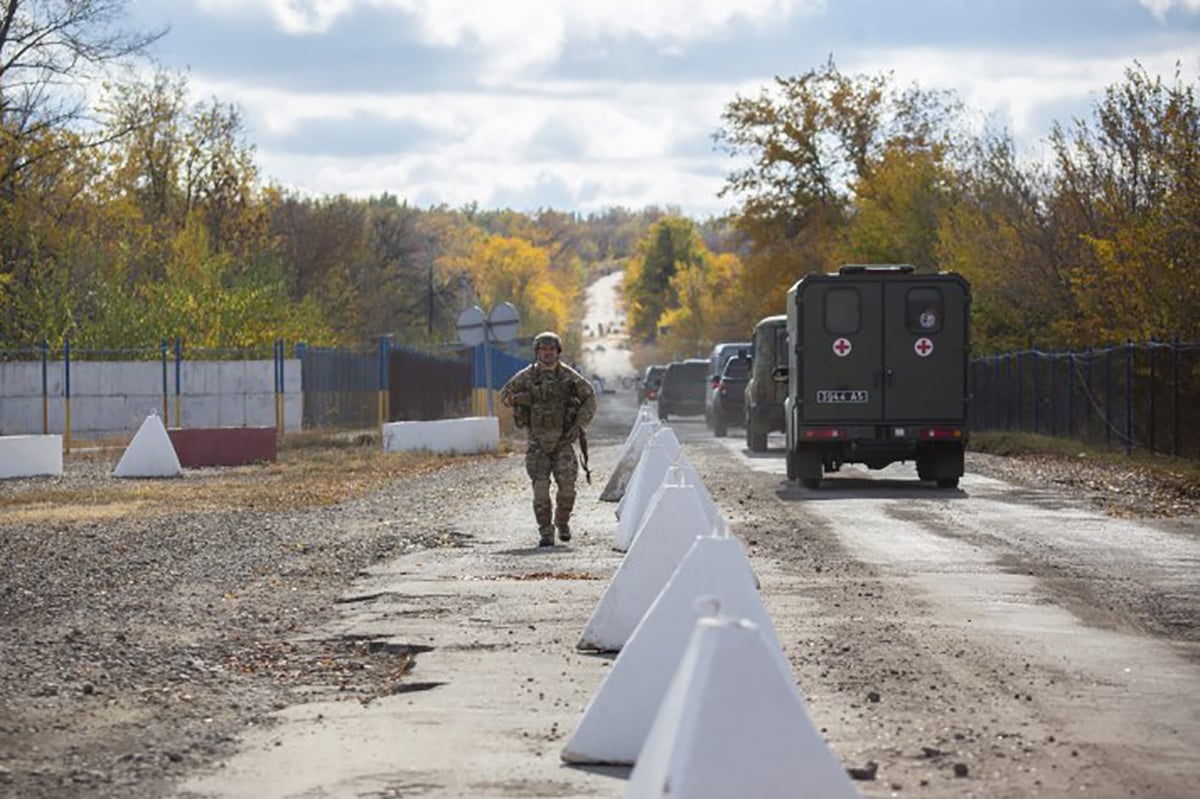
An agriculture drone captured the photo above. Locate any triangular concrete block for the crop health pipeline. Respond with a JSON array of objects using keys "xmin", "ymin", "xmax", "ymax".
[
  {"xmin": 578, "ymin": 472, "xmax": 717, "ymax": 652},
  {"xmin": 563, "ymin": 536, "xmax": 786, "ymax": 764},
  {"xmin": 600, "ymin": 416, "xmax": 660, "ymax": 502},
  {"xmin": 113, "ymin": 413, "xmax": 182, "ymax": 478},
  {"xmin": 647, "ymin": 451, "xmax": 726, "ymax": 545},
  {"xmin": 616, "ymin": 426, "xmax": 680, "ymax": 521},
  {"xmin": 614, "ymin": 429, "xmax": 682, "ymax": 550},
  {"xmin": 625, "ymin": 615, "xmax": 860, "ymax": 798}
]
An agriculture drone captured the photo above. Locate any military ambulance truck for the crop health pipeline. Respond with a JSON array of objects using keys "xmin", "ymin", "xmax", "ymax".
[{"xmin": 784, "ymin": 264, "xmax": 970, "ymax": 488}]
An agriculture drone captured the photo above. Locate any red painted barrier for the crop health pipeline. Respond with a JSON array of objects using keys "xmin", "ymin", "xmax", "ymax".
[{"xmin": 167, "ymin": 427, "xmax": 277, "ymax": 467}]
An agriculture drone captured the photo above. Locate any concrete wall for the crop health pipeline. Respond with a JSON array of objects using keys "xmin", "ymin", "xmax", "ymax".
[{"xmin": 0, "ymin": 359, "xmax": 302, "ymax": 438}]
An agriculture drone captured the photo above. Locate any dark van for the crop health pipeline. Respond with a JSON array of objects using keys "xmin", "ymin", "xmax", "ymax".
[{"xmin": 657, "ymin": 359, "xmax": 709, "ymax": 421}]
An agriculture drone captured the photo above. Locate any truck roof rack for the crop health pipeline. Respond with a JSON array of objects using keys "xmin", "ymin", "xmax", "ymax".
[{"xmin": 837, "ymin": 264, "xmax": 916, "ymax": 275}]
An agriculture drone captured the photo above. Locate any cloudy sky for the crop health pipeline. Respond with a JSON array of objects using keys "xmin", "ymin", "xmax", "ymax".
[{"xmin": 127, "ymin": 0, "xmax": 1200, "ymax": 217}]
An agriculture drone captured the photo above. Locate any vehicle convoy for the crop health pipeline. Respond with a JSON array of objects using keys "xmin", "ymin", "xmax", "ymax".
[
  {"xmin": 704, "ymin": 341, "xmax": 750, "ymax": 432},
  {"xmin": 657, "ymin": 358, "xmax": 708, "ymax": 421},
  {"xmin": 710, "ymin": 355, "xmax": 750, "ymax": 437},
  {"xmin": 784, "ymin": 264, "xmax": 970, "ymax": 488},
  {"xmin": 744, "ymin": 314, "xmax": 788, "ymax": 451}
]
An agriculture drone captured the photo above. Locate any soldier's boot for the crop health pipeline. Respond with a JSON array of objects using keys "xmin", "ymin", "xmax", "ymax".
[
  {"xmin": 535, "ymin": 502, "xmax": 555, "ymax": 547},
  {"xmin": 554, "ymin": 498, "xmax": 574, "ymax": 543}
]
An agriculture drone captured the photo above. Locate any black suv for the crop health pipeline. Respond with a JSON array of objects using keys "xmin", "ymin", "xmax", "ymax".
[
  {"xmin": 657, "ymin": 359, "xmax": 708, "ymax": 421},
  {"xmin": 710, "ymin": 355, "xmax": 750, "ymax": 437}
]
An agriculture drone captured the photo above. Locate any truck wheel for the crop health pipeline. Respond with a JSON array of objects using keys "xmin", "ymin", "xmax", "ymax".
[
  {"xmin": 936, "ymin": 477, "xmax": 959, "ymax": 489},
  {"xmin": 793, "ymin": 446, "xmax": 822, "ymax": 487},
  {"xmin": 713, "ymin": 412, "xmax": 727, "ymax": 437},
  {"xmin": 748, "ymin": 430, "xmax": 768, "ymax": 452}
]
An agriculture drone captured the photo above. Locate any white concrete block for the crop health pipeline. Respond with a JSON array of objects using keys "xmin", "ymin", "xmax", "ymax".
[
  {"xmin": 0, "ymin": 435, "xmax": 63, "ymax": 478},
  {"xmin": 563, "ymin": 536, "xmax": 786, "ymax": 765},
  {"xmin": 114, "ymin": 413, "xmax": 182, "ymax": 478},
  {"xmin": 382, "ymin": 417, "xmax": 499, "ymax": 455},
  {"xmin": 579, "ymin": 472, "xmax": 718, "ymax": 652},
  {"xmin": 600, "ymin": 414, "xmax": 660, "ymax": 502},
  {"xmin": 625, "ymin": 615, "xmax": 859, "ymax": 798}
]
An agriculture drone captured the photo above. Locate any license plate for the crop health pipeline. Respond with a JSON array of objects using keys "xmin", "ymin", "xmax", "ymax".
[{"xmin": 816, "ymin": 390, "xmax": 868, "ymax": 403}]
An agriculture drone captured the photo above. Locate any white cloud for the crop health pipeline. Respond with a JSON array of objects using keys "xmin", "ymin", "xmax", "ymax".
[
  {"xmin": 194, "ymin": 0, "xmax": 821, "ymax": 77},
  {"xmin": 1139, "ymin": 0, "xmax": 1200, "ymax": 21},
  {"xmin": 154, "ymin": 1, "xmax": 1199, "ymax": 215}
]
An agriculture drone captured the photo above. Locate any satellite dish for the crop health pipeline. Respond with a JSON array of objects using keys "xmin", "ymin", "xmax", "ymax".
[
  {"xmin": 488, "ymin": 302, "xmax": 520, "ymax": 343},
  {"xmin": 456, "ymin": 305, "xmax": 486, "ymax": 347}
]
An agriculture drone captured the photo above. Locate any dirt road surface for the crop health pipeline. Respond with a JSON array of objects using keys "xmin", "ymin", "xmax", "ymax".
[
  {"xmin": 3, "ymin": 272, "xmax": 1198, "ymax": 798},
  {"xmin": 184, "ymin": 276, "xmax": 1199, "ymax": 798}
]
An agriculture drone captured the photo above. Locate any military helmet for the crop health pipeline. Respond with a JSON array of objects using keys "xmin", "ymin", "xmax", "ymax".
[{"xmin": 533, "ymin": 331, "xmax": 562, "ymax": 354}]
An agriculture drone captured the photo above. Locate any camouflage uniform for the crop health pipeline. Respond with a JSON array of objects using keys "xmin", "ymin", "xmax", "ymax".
[{"xmin": 500, "ymin": 334, "xmax": 596, "ymax": 546}]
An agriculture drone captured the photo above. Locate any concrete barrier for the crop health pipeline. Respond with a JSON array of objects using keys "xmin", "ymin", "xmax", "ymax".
[
  {"xmin": 0, "ymin": 435, "xmax": 63, "ymax": 479},
  {"xmin": 382, "ymin": 417, "xmax": 499, "ymax": 454},
  {"xmin": 168, "ymin": 427, "xmax": 278, "ymax": 468}
]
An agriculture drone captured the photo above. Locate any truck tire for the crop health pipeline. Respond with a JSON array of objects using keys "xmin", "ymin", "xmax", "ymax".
[
  {"xmin": 937, "ymin": 477, "xmax": 959, "ymax": 489},
  {"xmin": 793, "ymin": 445, "xmax": 822, "ymax": 488},
  {"xmin": 748, "ymin": 428, "xmax": 768, "ymax": 452}
]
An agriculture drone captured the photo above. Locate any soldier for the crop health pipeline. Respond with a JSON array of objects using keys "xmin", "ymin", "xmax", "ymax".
[{"xmin": 500, "ymin": 331, "xmax": 597, "ymax": 547}]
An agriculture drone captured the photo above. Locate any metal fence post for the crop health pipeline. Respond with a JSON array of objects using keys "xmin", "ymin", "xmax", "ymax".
[
  {"xmin": 41, "ymin": 340, "xmax": 49, "ymax": 434},
  {"xmin": 1017, "ymin": 352, "xmax": 1025, "ymax": 432},
  {"xmin": 1031, "ymin": 348, "xmax": 1040, "ymax": 434},
  {"xmin": 1148, "ymin": 337, "xmax": 1157, "ymax": 454},
  {"xmin": 1105, "ymin": 345, "xmax": 1113, "ymax": 449},
  {"xmin": 1067, "ymin": 351, "xmax": 1075, "ymax": 439},
  {"xmin": 160, "ymin": 338, "xmax": 169, "ymax": 422},
  {"xmin": 63, "ymin": 338, "xmax": 72, "ymax": 453},
  {"xmin": 174, "ymin": 338, "xmax": 182, "ymax": 428},
  {"xmin": 1125, "ymin": 339, "xmax": 1134, "ymax": 455},
  {"xmin": 1173, "ymin": 336, "xmax": 1181, "ymax": 458},
  {"xmin": 1084, "ymin": 348, "xmax": 1093, "ymax": 442}
]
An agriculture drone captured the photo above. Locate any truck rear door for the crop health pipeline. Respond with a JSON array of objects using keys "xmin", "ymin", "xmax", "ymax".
[
  {"xmin": 882, "ymin": 277, "xmax": 968, "ymax": 421},
  {"xmin": 799, "ymin": 279, "xmax": 883, "ymax": 422}
]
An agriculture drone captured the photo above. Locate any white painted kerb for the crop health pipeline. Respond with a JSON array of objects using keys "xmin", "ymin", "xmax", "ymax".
[{"xmin": 382, "ymin": 417, "xmax": 499, "ymax": 455}]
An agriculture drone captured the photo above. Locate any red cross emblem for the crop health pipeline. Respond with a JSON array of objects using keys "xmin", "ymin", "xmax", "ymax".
[
  {"xmin": 833, "ymin": 337, "xmax": 852, "ymax": 357},
  {"xmin": 914, "ymin": 337, "xmax": 934, "ymax": 357}
]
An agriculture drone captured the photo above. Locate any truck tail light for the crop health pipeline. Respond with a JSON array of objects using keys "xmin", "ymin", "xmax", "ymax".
[
  {"xmin": 803, "ymin": 428, "xmax": 845, "ymax": 440},
  {"xmin": 920, "ymin": 427, "xmax": 962, "ymax": 440}
]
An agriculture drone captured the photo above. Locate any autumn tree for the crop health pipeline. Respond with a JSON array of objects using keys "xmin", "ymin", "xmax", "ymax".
[
  {"xmin": 717, "ymin": 61, "xmax": 969, "ymax": 327},
  {"xmin": 1048, "ymin": 61, "xmax": 1200, "ymax": 345},
  {"xmin": 441, "ymin": 234, "xmax": 572, "ymax": 339}
]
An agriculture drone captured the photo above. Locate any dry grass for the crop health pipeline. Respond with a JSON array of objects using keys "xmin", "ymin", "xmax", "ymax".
[
  {"xmin": 0, "ymin": 429, "xmax": 511, "ymax": 525},
  {"xmin": 970, "ymin": 431, "xmax": 1200, "ymax": 506}
]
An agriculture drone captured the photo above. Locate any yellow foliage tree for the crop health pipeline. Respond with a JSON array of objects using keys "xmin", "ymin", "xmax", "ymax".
[{"xmin": 447, "ymin": 235, "xmax": 575, "ymax": 340}]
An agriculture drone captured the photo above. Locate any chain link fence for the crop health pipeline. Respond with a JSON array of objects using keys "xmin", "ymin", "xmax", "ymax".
[{"xmin": 970, "ymin": 339, "xmax": 1199, "ymax": 459}]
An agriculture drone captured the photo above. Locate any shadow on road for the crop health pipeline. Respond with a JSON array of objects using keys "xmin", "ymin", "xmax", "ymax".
[{"xmin": 776, "ymin": 478, "xmax": 969, "ymax": 502}]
